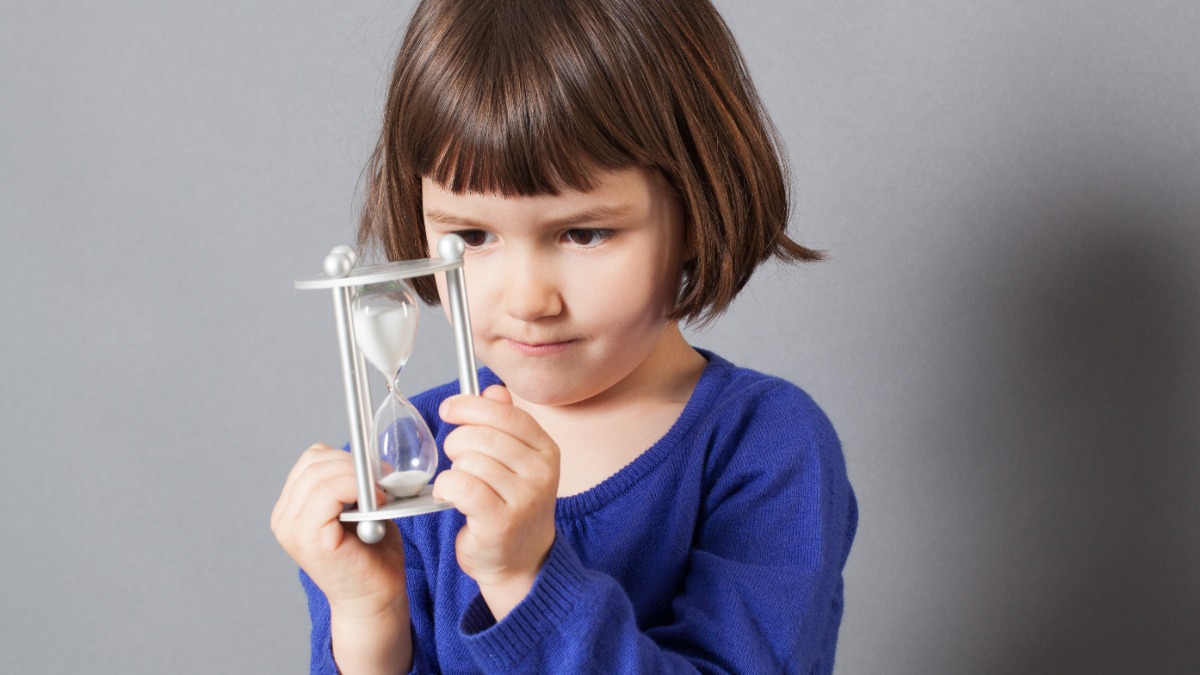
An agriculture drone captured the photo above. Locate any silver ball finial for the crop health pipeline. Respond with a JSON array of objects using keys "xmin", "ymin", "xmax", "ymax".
[
  {"xmin": 330, "ymin": 245, "xmax": 358, "ymax": 267},
  {"xmin": 437, "ymin": 234, "xmax": 465, "ymax": 262},
  {"xmin": 323, "ymin": 249, "xmax": 353, "ymax": 279},
  {"xmin": 357, "ymin": 520, "xmax": 386, "ymax": 544}
]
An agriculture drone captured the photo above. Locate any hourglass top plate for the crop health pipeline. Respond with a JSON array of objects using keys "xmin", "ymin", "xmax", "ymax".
[{"xmin": 295, "ymin": 258, "xmax": 462, "ymax": 290}]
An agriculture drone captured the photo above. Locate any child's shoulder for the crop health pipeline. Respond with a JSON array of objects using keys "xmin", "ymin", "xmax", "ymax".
[
  {"xmin": 690, "ymin": 350, "xmax": 848, "ymax": 500},
  {"xmin": 694, "ymin": 349, "xmax": 835, "ymax": 437}
]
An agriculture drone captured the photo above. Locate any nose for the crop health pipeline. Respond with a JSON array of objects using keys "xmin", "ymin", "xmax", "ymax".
[{"xmin": 502, "ymin": 250, "xmax": 562, "ymax": 321}]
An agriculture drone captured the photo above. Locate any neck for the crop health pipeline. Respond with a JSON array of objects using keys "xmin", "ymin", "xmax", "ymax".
[{"xmin": 508, "ymin": 322, "xmax": 707, "ymax": 497}]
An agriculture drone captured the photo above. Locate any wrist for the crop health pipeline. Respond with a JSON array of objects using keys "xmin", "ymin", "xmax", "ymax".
[
  {"xmin": 330, "ymin": 599, "xmax": 412, "ymax": 675},
  {"xmin": 329, "ymin": 592, "xmax": 410, "ymax": 623},
  {"xmin": 478, "ymin": 572, "xmax": 538, "ymax": 622}
]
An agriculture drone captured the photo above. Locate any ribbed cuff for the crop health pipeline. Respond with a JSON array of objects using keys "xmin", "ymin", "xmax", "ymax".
[{"xmin": 459, "ymin": 532, "xmax": 587, "ymax": 669}]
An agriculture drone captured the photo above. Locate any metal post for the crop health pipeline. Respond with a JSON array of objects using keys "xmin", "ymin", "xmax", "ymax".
[
  {"xmin": 438, "ymin": 235, "xmax": 480, "ymax": 396},
  {"xmin": 325, "ymin": 248, "xmax": 385, "ymax": 544}
]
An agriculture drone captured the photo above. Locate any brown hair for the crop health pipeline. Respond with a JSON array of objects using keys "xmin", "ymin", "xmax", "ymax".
[{"xmin": 358, "ymin": 0, "xmax": 823, "ymax": 324}]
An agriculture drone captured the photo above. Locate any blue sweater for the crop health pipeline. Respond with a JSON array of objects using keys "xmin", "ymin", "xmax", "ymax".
[{"xmin": 302, "ymin": 350, "xmax": 857, "ymax": 673}]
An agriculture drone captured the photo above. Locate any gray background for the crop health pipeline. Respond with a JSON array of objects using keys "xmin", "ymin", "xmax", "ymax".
[{"xmin": 2, "ymin": 1, "xmax": 1197, "ymax": 673}]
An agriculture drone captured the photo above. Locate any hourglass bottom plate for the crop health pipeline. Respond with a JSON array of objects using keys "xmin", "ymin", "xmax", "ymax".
[{"xmin": 339, "ymin": 485, "xmax": 454, "ymax": 521}]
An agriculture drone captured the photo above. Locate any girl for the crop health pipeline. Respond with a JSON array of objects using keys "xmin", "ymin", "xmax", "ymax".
[{"xmin": 271, "ymin": 0, "xmax": 857, "ymax": 672}]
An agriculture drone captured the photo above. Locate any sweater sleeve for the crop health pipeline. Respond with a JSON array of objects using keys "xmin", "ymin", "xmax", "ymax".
[
  {"xmin": 456, "ymin": 384, "xmax": 858, "ymax": 674},
  {"xmin": 300, "ymin": 569, "xmax": 338, "ymax": 675}
]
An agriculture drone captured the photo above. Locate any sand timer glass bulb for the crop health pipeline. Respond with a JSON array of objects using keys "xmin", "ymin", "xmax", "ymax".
[{"xmin": 351, "ymin": 280, "xmax": 439, "ymax": 499}]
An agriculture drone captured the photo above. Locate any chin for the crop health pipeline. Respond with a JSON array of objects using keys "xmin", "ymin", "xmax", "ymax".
[
  {"xmin": 507, "ymin": 380, "xmax": 586, "ymax": 407},
  {"xmin": 494, "ymin": 368, "xmax": 597, "ymax": 407}
]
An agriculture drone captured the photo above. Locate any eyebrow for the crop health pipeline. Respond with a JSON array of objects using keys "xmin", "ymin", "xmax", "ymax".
[{"xmin": 423, "ymin": 203, "xmax": 633, "ymax": 229}]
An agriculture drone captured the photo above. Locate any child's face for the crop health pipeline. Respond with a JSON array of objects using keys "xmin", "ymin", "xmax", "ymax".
[{"xmin": 422, "ymin": 167, "xmax": 688, "ymax": 407}]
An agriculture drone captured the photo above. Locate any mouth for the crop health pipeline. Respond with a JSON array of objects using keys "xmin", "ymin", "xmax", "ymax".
[{"xmin": 502, "ymin": 338, "xmax": 578, "ymax": 355}]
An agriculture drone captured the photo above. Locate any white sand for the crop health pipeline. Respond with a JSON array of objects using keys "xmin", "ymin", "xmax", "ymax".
[
  {"xmin": 378, "ymin": 469, "xmax": 432, "ymax": 499},
  {"xmin": 353, "ymin": 301, "xmax": 417, "ymax": 380}
]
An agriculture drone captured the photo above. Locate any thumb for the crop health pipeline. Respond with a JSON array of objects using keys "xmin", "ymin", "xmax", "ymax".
[{"xmin": 482, "ymin": 384, "xmax": 512, "ymax": 404}]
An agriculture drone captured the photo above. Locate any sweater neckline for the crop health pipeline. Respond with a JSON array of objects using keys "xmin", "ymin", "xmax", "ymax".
[{"xmin": 473, "ymin": 348, "xmax": 730, "ymax": 519}]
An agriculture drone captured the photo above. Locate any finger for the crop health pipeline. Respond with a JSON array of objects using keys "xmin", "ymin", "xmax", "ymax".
[
  {"xmin": 439, "ymin": 395, "xmax": 555, "ymax": 454},
  {"xmin": 298, "ymin": 470, "xmax": 362, "ymax": 554},
  {"xmin": 275, "ymin": 461, "xmax": 352, "ymax": 540},
  {"xmin": 275, "ymin": 454, "xmax": 360, "ymax": 532},
  {"xmin": 482, "ymin": 384, "xmax": 512, "ymax": 404},
  {"xmin": 279, "ymin": 444, "xmax": 343, "ymax": 500},
  {"xmin": 292, "ymin": 457, "xmax": 391, "ymax": 509},
  {"xmin": 284, "ymin": 463, "xmax": 392, "ymax": 557},
  {"xmin": 278, "ymin": 449, "xmax": 391, "ymax": 524},
  {"xmin": 442, "ymin": 423, "xmax": 532, "ymax": 471},
  {"xmin": 272, "ymin": 444, "xmax": 343, "ymax": 528},
  {"xmin": 274, "ymin": 478, "xmax": 356, "ymax": 557},
  {"xmin": 442, "ymin": 424, "xmax": 559, "ymax": 510},
  {"xmin": 432, "ymin": 467, "xmax": 505, "ymax": 516},
  {"xmin": 443, "ymin": 450, "xmax": 517, "ymax": 504}
]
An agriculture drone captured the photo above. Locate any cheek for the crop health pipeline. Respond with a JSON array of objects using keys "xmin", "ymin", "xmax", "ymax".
[{"xmin": 585, "ymin": 263, "xmax": 675, "ymax": 325}]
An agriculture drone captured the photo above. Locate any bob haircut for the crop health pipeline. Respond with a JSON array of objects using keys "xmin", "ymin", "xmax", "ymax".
[{"xmin": 359, "ymin": 0, "xmax": 823, "ymax": 324}]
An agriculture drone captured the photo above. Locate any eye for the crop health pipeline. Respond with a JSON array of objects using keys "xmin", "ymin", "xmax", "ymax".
[
  {"xmin": 563, "ymin": 228, "xmax": 615, "ymax": 248},
  {"xmin": 454, "ymin": 230, "xmax": 494, "ymax": 249}
]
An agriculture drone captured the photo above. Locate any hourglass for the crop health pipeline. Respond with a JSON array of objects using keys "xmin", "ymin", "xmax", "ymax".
[{"xmin": 295, "ymin": 235, "xmax": 479, "ymax": 543}]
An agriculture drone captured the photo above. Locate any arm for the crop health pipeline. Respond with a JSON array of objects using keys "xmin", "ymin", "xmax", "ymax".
[
  {"xmin": 431, "ymin": 385, "xmax": 559, "ymax": 623},
  {"xmin": 453, "ymin": 385, "xmax": 857, "ymax": 673},
  {"xmin": 273, "ymin": 445, "xmax": 414, "ymax": 674},
  {"xmin": 301, "ymin": 569, "xmax": 413, "ymax": 675},
  {"xmin": 330, "ymin": 598, "xmax": 412, "ymax": 675}
]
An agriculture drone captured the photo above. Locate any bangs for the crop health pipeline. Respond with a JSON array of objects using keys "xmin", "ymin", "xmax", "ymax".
[{"xmin": 389, "ymin": 1, "xmax": 657, "ymax": 196}]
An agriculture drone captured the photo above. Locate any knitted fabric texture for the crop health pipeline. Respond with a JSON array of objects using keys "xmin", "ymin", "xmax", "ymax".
[{"xmin": 301, "ymin": 350, "xmax": 857, "ymax": 674}]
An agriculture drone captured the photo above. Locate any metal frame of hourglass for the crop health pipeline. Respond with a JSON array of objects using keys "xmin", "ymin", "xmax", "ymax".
[{"xmin": 294, "ymin": 235, "xmax": 479, "ymax": 544}]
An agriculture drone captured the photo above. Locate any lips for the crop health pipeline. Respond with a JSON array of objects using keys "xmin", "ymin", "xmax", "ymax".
[{"xmin": 502, "ymin": 338, "xmax": 578, "ymax": 355}]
